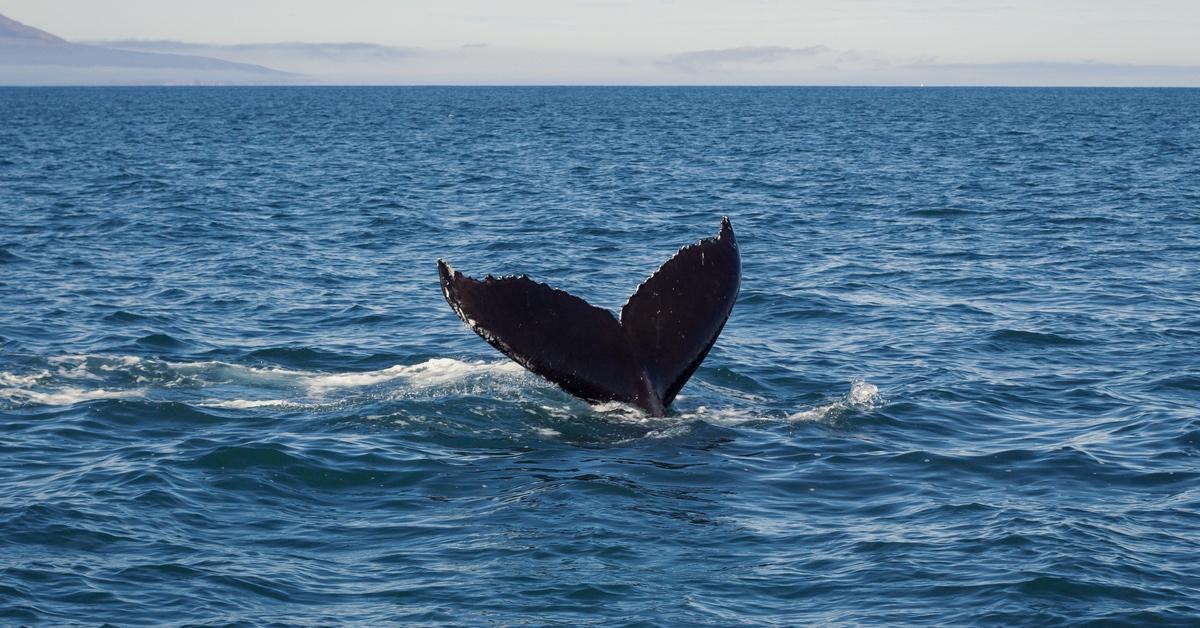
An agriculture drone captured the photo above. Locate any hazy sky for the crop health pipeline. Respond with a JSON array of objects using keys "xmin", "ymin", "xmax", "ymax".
[
  {"xmin": 4, "ymin": 1, "xmax": 1200, "ymax": 85},
  {"xmin": 6, "ymin": 0, "xmax": 1199, "ymax": 64}
]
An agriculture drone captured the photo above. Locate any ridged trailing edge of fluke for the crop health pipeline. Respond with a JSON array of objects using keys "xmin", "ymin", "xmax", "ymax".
[{"xmin": 437, "ymin": 216, "xmax": 740, "ymax": 417}]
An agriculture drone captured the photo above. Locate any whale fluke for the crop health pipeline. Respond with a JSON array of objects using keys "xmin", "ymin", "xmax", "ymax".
[{"xmin": 438, "ymin": 217, "xmax": 739, "ymax": 416}]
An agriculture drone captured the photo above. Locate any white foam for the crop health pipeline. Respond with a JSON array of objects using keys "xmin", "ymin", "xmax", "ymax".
[
  {"xmin": 3, "ymin": 355, "xmax": 534, "ymax": 408},
  {"xmin": 0, "ymin": 386, "xmax": 142, "ymax": 406},
  {"xmin": 302, "ymin": 358, "xmax": 522, "ymax": 395},
  {"xmin": 198, "ymin": 399, "xmax": 294, "ymax": 409},
  {"xmin": 164, "ymin": 360, "xmax": 309, "ymax": 385},
  {"xmin": 643, "ymin": 422, "xmax": 699, "ymax": 439},
  {"xmin": 587, "ymin": 380, "xmax": 882, "ymax": 428},
  {"xmin": 45, "ymin": 354, "xmax": 522, "ymax": 389},
  {"xmin": 2, "ymin": 366, "xmax": 146, "ymax": 406},
  {"xmin": 559, "ymin": 381, "xmax": 883, "ymax": 428},
  {"xmin": 676, "ymin": 404, "xmax": 767, "ymax": 426},
  {"xmin": 99, "ymin": 356, "xmax": 143, "ymax": 370},
  {"xmin": 6, "ymin": 355, "xmax": 884, "ymax": 425},
  {"xmin": 788, "ymin": 379, "xmax": 882, "ymax": 422},
  {"xmin": 0, "ymin": 370, "xmax": 50, "ymax": 388},
  {"xmin": 589, "ymin": 400, "xmax": 655, "ymax": 421},
  {"xmin": 56, "ymin": 361, "xmax": 100, "ymax": 381},
  {"xmin": 302, "ymin": 365, "xmax": 410, "ymax": 393}
]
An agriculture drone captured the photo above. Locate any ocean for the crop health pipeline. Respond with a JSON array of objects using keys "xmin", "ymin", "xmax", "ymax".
[{"xmin": 1, "ymin": 86, "xmax": 1198, "ymax": 625}]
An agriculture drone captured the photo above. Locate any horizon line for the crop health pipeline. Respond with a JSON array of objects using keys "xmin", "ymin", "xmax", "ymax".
[{"xmin": 2, "ymin": 83, "xmax": 1200, "ymax": 89}]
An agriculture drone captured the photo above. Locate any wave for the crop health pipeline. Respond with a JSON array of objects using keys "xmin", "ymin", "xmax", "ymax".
[
  {"xmin": 0, "ymin": 247, "xmax": 23, "ymax": 263},
  {"xmin": 987, "ymin": 329, "xmax": 1089, "ymax": 347}
]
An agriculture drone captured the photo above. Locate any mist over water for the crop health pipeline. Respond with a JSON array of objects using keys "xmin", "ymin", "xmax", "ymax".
[{"xmin": 1, "ymin": 87, "xmax": 1198, "ymax": 625}]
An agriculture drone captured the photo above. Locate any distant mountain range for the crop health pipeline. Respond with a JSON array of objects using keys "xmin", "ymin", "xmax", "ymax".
[{"xmin": 0, "ymin": 13, "xmax": 293, "ymax": 85}]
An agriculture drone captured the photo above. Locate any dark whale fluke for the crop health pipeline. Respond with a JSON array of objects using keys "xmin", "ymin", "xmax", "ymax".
[{"xmin": 438, "ymin": 217, "xmax": 739, "ymax": 417}]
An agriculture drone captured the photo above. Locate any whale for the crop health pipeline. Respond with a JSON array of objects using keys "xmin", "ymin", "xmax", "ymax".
[{"xmin": 437, "ymin": 217, "xmax": 740, "ymax": 416}]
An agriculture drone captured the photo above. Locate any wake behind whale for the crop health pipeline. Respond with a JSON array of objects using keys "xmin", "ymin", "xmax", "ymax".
[{"xmin": 438, "ymin": 217, "xmax": 740, "ymax": 416}]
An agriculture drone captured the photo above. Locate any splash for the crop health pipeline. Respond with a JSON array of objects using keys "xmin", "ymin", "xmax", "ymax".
[{"xmin": 788, "ymin": 379, "xmax": 882, "ymax": 422}]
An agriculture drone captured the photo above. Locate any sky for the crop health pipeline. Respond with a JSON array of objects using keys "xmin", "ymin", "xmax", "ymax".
[{"xmin": 4, "ymin": 0, "xmax": 1200, "ymax": 85}]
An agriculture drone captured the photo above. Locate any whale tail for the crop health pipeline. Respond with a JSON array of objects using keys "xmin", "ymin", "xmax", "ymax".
[{"xmin": 438, "ymin": 217, "xmax": 740, "ymax": 417}]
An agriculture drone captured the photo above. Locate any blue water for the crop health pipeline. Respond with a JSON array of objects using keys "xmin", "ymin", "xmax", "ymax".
[{"xmin": 1, "ymin": 87, "xmax": 1198, "ymax": 625}]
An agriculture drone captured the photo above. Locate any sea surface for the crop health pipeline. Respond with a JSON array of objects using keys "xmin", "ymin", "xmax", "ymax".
[{"xmin": 1, "ymin": 86, "xmax": 1198, "ymax": 626}]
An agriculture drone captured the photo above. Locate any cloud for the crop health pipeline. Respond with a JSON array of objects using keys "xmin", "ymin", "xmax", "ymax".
[
  {"xmin": 667, "ymin": 45, "xmax": 832, "ymax": 73},
  {"xmin": 28, "ymin": 38, "xmax": 1200, "ymax": 87},
  {"xmin": 100, "ymin": 40, "xmax": 419, "ymax": 61}
]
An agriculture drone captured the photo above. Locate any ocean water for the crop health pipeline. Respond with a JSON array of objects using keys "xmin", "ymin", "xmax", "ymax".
[{"xmin": 1, "ymin": 86, "xmax": 1198, "ymax": 625}]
